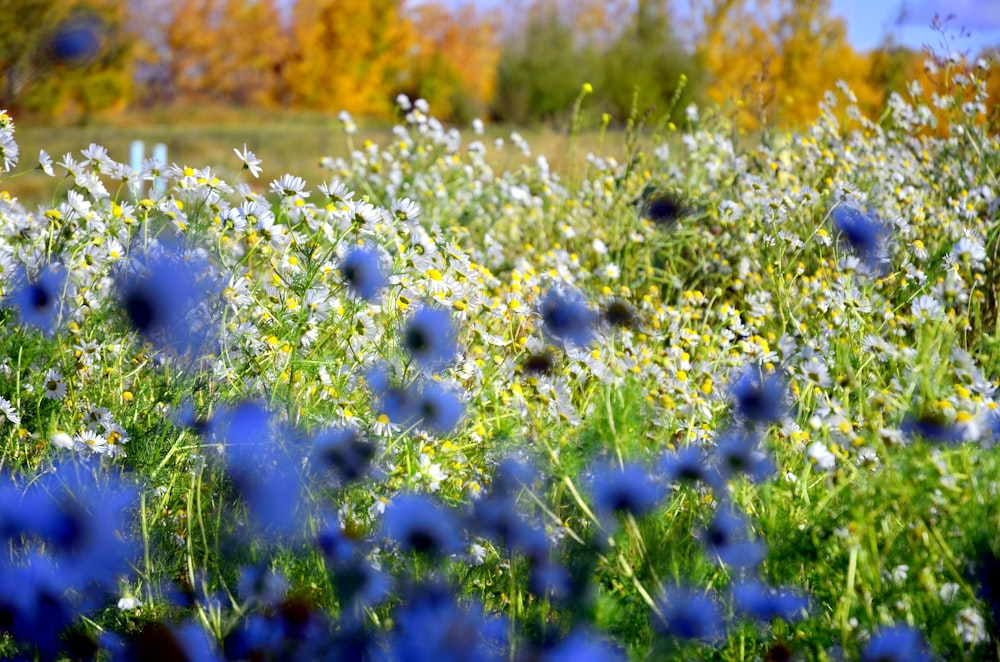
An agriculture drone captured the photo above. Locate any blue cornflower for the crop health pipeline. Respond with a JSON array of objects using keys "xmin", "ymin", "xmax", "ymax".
[
  {"xmin": 386, "ymin": 583, "xmax": 508, "ymax": 662},
  {"xmin": 416, "ymin": 381, "xmax": 465, "ymax": 436},
  {"xmin": 832, "ymin": 204, "xmax": 889, "ymax": 273},
  {"xmin": 590, "ymin": 462, "xmax": 663, "ymax": 520},
  {"xmin": 340, "ymin": 245, "xmax": 387, "ymax": 302},
  {"xmin": 538, "ymin": 286, "xmax": 597, "ymax": 348},
  {"xmin": 117, "ymin": 246, "xmax": 219, "ymax": 357},
  {"xmin": 8, "ymin": 264, "xmax": 66, "ymax": 334},
  {"xmin": 660, "ymin": 445, "xmax": 715, "ymax": 487},
  {"xmin": 545, "ymin": 628, "xmax": 627, "ymax": 662},
  {"xmin": 702, "ymin": 507, "xmax": 766, "ymax": 569},
  {"xmin": 20, "ymin": 464, "xmax": 139, "ymax": 591},
  {"xmin": 900, "ymin": 411, "xmax": 964, "ymax": 445},
  {"xmin": 49, "ymin": 15, "xmax": 103, "ymax": 64},
  {"xmin": 238, "ymin": 565, "xmax": 288, "ymax": 609},
  {"xmin": 311, "ymin": 426, "xmax": 376, "ymax": 483},
  {"xmin": 383, "ymin": 493, "xmax": 463, "ymax": 558},
  {"xmin": 711, "ymin": 428, "xmax": 775, "ymax": 484},
  {"xmin": 731, "ymin": 580, "xmax": 809, "ymax": 623},
  {"xmin": 208, "ymin": 401, "xmax": 305, "ymax": 541},
  {"xmin": 121, "ymin": 619, "xmax": 221, "ymax": 662},
  {"xmin": 861, "ymin": 625, "xmax": 933, "ymax": 662},
  {"xmin": 402, "ymin": 306, "xmax": 458, "ymax": 372},
  {"xmin": 730, "ymin": 364, "xmax": 788, "ymax": 426},
  {"xmin": 655, "ymin": 583, "xmax": 725, "ymax": 642},
  {"xmin": 472, "ymin": 496, "xmax": 540, "ymax": 557}
]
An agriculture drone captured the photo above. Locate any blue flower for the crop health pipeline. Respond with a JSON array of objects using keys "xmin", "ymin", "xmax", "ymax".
[
  {"xmin": 590, "ymin": 462, "xmax": 663, "ymax": 520},
  {"xmin": 383, "ymin": 493, "xmax": 463, "ymax": 558},
  {"xmin": 832, "ymin": 204, "xmax": 889, "ymax": 273},
  {"xmin": 208, "ymin": 401, "xmax": 305, "ymax": 541},
  {"xmin": 702, "ymin": 507, "xmax": 766, "ymax": 569},
  {"xmin": 340, "ymin": 246, "xmax": 387, "ymax": 302},
  {"xmin": 900, "ymin": 411, "xmax": 964, "ymax": 445},
  {"xmin": 655, "ymin": 583, "xmax": 725, "ymax": 642},
  {"xmin": 730, "ymin": 364, "xmax": 788, "ymax": 426},
  {"xmin": 660, "ymin": 445, "xmax": 714, "ymax": 487},
  {"xmin": 8, "ymin": 264, "xmax": 66, "ymax": 334},
  {"xmin": 861, "ymin": 625, "xmax": 932, "ymax": 662},
  {"xmin": 539, "ymin": 286, "xmax": 597, "ymax": 348},
  {"xmin": 117, "ymin": 245, "xmax": 219, "ymax": 358},
  {"xmin": 472, "ymin": 496, "xmax": 540, "ymax": 557},
  {"xmin": 416, "ymin": 381, "xmax": 465, "ymax": 436},
  {"xmin": 402, "ymin": 306, "xmax": 458, "ymax": 372},
  {"xmin": 49, "ymin": 15, "xmax": 103, "ymax": 64},
  {"xmin": 386, "ymin": 583, "xmax": 508, "ymax": 662},
  {"xmin": 545, "ymin": 628, "xmax": 627, "ymax": 662},
  {"xmin": 311, "ymin": 426, "xmax": 376, "ymax": 483},
  {"xmin": 732, "ymin": 579, "xmax": 809, "ymax": 622},
  {"xmin": 711, "ymin": 428, "xmax": 774, "ymax": 484}
]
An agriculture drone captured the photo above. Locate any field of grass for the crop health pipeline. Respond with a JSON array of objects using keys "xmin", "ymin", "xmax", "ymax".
[
  {"xmin": 3, "ymin": 105, "xmax": 621, "ymax": 209},
  {"xmin": 0, "ymin": 73, "xmax": 999, "ymax": 661}
]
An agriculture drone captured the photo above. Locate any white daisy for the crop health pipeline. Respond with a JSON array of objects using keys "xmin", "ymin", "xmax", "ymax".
[
  {"xmin": 42, "ymin": 368, "xmax": 67, "ymax": 400},
  {"xmin": 0, "ymin": 396, "xmax": 20, "ymax": 426}
]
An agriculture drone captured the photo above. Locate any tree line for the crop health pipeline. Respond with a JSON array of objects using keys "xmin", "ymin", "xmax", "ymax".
[{"xmin": 2, "ymin": 0, "xmax": 998, "ymax": 130}]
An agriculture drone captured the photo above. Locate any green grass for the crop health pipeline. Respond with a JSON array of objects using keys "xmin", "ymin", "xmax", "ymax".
[{"xmin": 0, "ymin": 77, "xmax": 999, "ymax": 660}]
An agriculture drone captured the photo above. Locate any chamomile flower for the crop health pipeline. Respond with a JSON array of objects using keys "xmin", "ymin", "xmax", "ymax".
[
  {"xmin": 0, "ymin": 396, "xmax": 20, "ymax": 426},
  {"xmin": 233, "ymin": 144, "xmax": 262, "ymax": 178},
  {"xmin": 41, "ymin": 368, "xmax": 66, "ymax": 400}
]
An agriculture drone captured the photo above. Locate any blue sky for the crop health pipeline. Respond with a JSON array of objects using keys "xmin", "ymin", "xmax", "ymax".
[
  {"xmin": 831, "ymin": 0, "xmax": 1000, "ymax": 54},
  {"xmin": 423, "ymin": 0, "xmax": 1000, "ymax": 55}
]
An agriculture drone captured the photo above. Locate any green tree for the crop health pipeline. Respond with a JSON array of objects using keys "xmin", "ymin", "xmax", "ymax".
[{"xmin": 492, "ymin": 5, "xmax": 600, "ymax": 125}]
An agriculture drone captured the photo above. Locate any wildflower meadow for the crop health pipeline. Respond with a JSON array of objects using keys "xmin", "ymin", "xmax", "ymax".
[{"xmin": 0, "ymin": 58, "xmax": 1000, "ymax": 661}]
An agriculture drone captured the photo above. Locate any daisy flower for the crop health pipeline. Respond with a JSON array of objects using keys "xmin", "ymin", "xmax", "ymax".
[
  {"xmin": 0, "ymin": 396, "xmax": 20, "ymax": 426},
  {"xmin": 42, "ymin": 368, "xmax": 67, "ymax": 400},
  {"xmin": 234, "ymin": 144, "xmax": 262, "ymax": 178}
]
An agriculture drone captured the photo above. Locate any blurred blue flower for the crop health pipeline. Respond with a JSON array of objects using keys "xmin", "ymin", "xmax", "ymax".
[
  {"xmin": 383, "ymin": 493, "xmax": 463, "ymax": 558},
  {"xmin": 120, "ymin": 619, "xmax": 221, "ymax": 662},
  {"xmin": 472, "ymin": 496, "xmax": 540, "ymax": 557},
  {"xmin": 208, "ymin": 401, "xmax": 306, "ymax": 541},
  {"xmin": 311, "ymin": 426, "xmax": 376, "ymax": 483},
  {"xmin": 8, "ymin": 264, "xmax": 66, "ymax": 334},
  {"xmin": 730, "ymin": 365, "xmax": 788, "ymax": 426},
  {"xmin": 832, "ymin": 204, "xmax": 889, "ymax": 273},
  {"xmin": 385, "ymin": 582, "xmax": 508, "ymax": 662},
  {"xmin": 711, "ymin": 428, "xmax": 774, "ymax": 484},
  {"xmin": 655, "ymin": 583, "xmax": 725, "ymax": 642},
  {"xmin": 731, "ymin": 579, "xmax": 809, "ymax": 623},
  {"xmin": 861, "ymin": 625, "xmax": 932, "ymax": 662},
  {"xmin": 49, "ymin": 15, "xmax": 103, "ymax": 64},
  {"xmin": 702, "ymin": 507, "xmax": 766, "ymax": 570},
  {"xmin": 660, "ymin": 445, "xmax": 714, "ymax": 487},
  {"xmin": 416, "ymin": 381, "xmax": 465, "ymax": 436},
  {"xmin": 539, "ymin": 286, "xmax": 597, "ymax": 348},
  {"xmin": 900, "ymin": 412, "xmax": 964, "ymax": 445},
  {"xmin": 117, "ymin": 245, "xmax": 219, "ymax": 358},
  {"xmin": 545, "ymin": 628, "xmax": 627, "ymax": 662},
  {"xmin": 590, "ymin": 462, "xmax": 663, "ymax": 520},
  {"xmin": 340, "ymin": 246, "xmax": 387, "ymax": 302},
  {"xmin": 402, "ymin": 306, "xmax": 458, "ymax": 372}
]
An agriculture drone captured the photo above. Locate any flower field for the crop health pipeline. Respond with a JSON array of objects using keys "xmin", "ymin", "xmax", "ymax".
[{"xmin": 0, "ymin": 66, "xmax": 999, "ymax": 660}]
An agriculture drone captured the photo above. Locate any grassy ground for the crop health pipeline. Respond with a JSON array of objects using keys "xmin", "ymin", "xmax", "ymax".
[
  {"xmin": 4, "ymin": 106, "xmax": 624, "ymax": 207},
  {"xmin": 0, "ymin": 83, "xmax": 999, "ymax": 660}
]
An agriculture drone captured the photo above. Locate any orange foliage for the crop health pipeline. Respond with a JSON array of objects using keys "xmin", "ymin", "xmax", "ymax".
[
  {"xmin": 405, "ymin": 2, "xmax": 500, "ymax": 120},
  {"xmin": 285, "ymin": 0, "xmax": 415, "ymax": 118},
  {"xmin": 694, "ymin": 0, "xmax": 881, "ymax": 131}
]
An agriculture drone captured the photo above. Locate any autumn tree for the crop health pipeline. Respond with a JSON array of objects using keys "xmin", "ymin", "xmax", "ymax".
[
  {"xmin": 127, "ymin": 0, "xmax": 288, "ymax": 108},
  {"xmin": 693, "ymin": 0, "xmax": 881, "ymax": 130},
  {"xmin": 400, "ymin": 2, "xmax": 500, "ymax": 122},
  {"xmin": 284, "ymin": 0, "xmax": 414, "ymax": 118}
]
